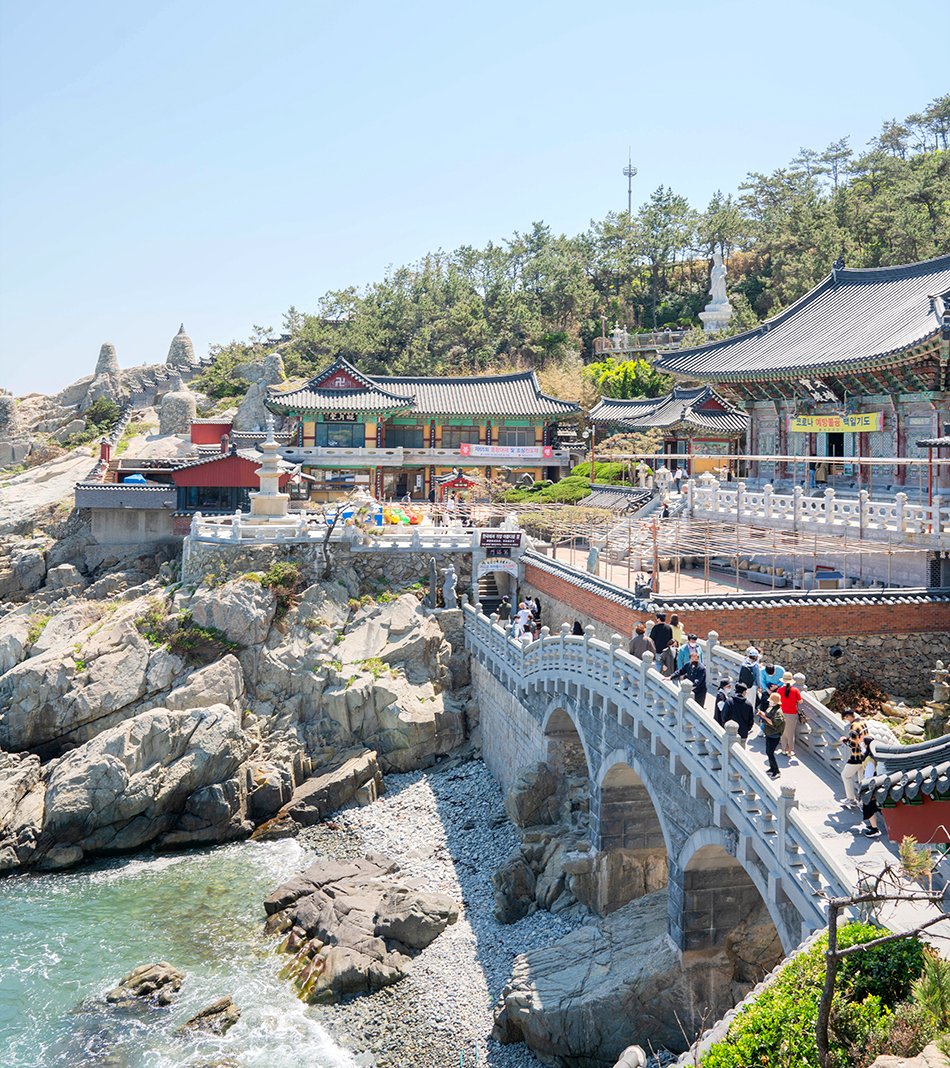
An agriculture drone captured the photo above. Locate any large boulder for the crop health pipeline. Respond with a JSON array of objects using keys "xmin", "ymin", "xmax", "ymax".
[
  {"xmin": 189, "ymin": 579, "xmax": 276, "ymax": 646},
  {"xmin": 180, "ymin": 996, "xmax": 241, "ymax": 1035},
  {"xmin": 254, "ymin": 748, "xmax": 381, "ymax": 835},
  {"xmin": 493, "ymin": 891, "xmax": 769, "ymax": 1066},
  {"xmin": 104, "ymin": 962, "xmax": 185, "ymax": 1007},
  {"xmin": 337, "ymin": 594, "xmax": 449, "ymax": 685},
  {"xmin": 36, "ymin": 703, "xmax": 251, "ymax": 867},
  {"xmin": 264, "ymin": 856, "xmax": 458, "ymax": 1002},
  {"xmin": 0, "ymin": 613, "xmax": 182, "ymax": 754},
  {"xmin": 0, "ymin": 751, "xmax": 44, "ymax": 872},
  {"xmin": 317, "ymin": 672, "xmax": 463, "ymax": 773},
  {"xmin": 869, "ymin": 1046, "xmax": 950, "ymax": 1068},
  {"xmin": 505, "ymin": 762, "xmax": 561, "ymax": 828},
  {"xmin": 164, "ymin": 655, "xmax": 244, "ymax": 711}
]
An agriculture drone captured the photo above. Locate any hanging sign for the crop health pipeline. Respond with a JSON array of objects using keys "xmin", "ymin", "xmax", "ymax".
[
  {"xmin": 459, "ymin": 443, "xmax": 553, "ymax": 459},
  {"xmin": 477, "ymin": 559, "xmax": 519, "ymax": 577},
  {"xmin": 787, "ymin": 412, "xmax": 883, "ymax": 433},
  {"xmin": 480, "ymin": 531, "xmax": 523, "ymax": 548}
]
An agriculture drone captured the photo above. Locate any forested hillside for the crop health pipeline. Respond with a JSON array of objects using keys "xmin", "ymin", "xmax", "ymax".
[{"xmin": 198, "ymin": 96, "xmax": 950, "ymax": 403}]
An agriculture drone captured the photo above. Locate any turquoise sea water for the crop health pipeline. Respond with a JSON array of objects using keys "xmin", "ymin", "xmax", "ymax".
[{"xmin": 0, "ymin": 839, "xmax": 355, "ymax": 1068}]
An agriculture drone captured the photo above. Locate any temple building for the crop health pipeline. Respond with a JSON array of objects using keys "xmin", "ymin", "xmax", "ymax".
[
  {"xmin": 265, "ymin": 357, "xmax": 580, "ymax": 501},
  {"xmin": 589, "ymin": 385, "xmax": 748, "ymax": 475},
  {"xmin": 653, "ymin": 254, "xmax": 950, "ymax": 490}
]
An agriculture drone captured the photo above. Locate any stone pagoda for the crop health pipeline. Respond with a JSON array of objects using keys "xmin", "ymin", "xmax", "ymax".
[{"xmin": 247, "ymin": 416, "xmax": 291, "ymax": 523}]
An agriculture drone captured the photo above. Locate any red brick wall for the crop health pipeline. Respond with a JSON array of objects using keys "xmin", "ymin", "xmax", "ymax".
[{"xmin": 523, "ymin": 562, "xmax": 950, "ymax": 641}]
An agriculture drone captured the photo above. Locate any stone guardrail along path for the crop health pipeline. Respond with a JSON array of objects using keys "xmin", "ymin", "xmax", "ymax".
[
  {"xmin": 463, "ymin": 605, "xmax": 917, "ymax": 955},
  {"xmin": 688, "ymin": 478, "xmax": 949, "ymax": 550}
]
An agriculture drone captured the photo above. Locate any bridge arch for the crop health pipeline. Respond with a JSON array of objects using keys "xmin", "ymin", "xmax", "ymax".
[
  {"xmin": 587, "ymin": 749, "xmax": 671, "ymax": 914},
  {"xmin": 541, "ymin": 698, "xmax": 595, "ymax": 781},
  {"xmin": 675, "ymin": 829, "xmax": 785, "ymax": 970}
]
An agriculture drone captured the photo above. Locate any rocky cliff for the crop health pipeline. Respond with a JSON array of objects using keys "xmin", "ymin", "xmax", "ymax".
[{"xmin": 0, "ymin": 507, "xmax": 471, "ymax": 872}]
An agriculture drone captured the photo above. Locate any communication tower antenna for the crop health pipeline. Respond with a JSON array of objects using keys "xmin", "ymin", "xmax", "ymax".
[{"xmin": 623, "ymin": 149, "xmax": 638, "ymax": 217}]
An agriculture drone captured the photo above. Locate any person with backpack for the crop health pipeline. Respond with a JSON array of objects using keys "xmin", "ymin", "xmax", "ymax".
[
  {"xmin": 722, "ymin": 683, "xmax": 755, "ymax": 747},
  {"xmin": 757, "ymin": 691, "xmax": 784, "ymax": 779},
  {"xmin": 737, "ymin": 647, "xmax": 761, "ymax": 707}
]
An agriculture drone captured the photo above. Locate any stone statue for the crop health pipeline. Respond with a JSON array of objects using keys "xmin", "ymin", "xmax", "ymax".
[
  {"xmin": 699, "ymin": 250, "xmax": 733, "ymax": 335},
  {"xmin": 427, "ymin": 557, "xmax": 439, "ymax": 609},
  {"xmin": 441, "ymin": 564, "xmax": 458, "ymax": 610},
  {"xmin": 709, "ymin": 251, "xmax": 728, "ymax": 306},
  {"xmin": 586, "ymin": 546, "xmax": 600, "ymax": 575}
]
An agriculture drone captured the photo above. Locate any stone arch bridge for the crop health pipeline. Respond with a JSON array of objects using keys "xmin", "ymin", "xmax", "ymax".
[{"xmin": 463, "ymin": 605, "xmax": 868, "ymax": 954}]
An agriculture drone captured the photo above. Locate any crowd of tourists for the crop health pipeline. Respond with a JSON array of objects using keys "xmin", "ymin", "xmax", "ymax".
[
  {"xmin": 488, "ymin": 600, "xmax": 883, "ymax": 838},
  {"xmin": 627, "ymin": 611, "xmax": 883, "ymax": 836}
]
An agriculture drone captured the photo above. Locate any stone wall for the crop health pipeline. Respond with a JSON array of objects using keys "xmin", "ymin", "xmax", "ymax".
[
  {"xmin": 471, "ymin": 660, "xmax": 545, "ymax": 793},
  {"xmin": 181, "ymin": 538, "xmax": 474, "ymax": 594},
  {"xmin": 90, "ymin": 507, "xmax": 177, "ymax": 547},
  {"xmin": 744, "ymin": 633, "xmax": 950, "ymax": 701}
]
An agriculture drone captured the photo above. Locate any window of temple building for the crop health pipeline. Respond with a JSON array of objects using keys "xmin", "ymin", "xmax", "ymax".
[
  {"xmin": 442, "ymin": 425, "xmax": 481, "ymax": 449},
  {"xmin": 384, "ymin": 425, "xmax": 425, "ymax": 448},
  {"xmin": 180, "ymin": 486, "xmax": 249, "ymax": 511},
  {"xmin": 496, "ymin": 427, "xmax": 531, "ymax": 448},
  {"xmin": 313, "ymin": 422, "xmax": 362, "ymax": 448}
]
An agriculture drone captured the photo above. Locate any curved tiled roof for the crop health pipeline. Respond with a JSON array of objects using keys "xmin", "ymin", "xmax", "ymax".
[
  {"xmin": 373, "ymin": 371, "xmax": 579, "ymax": 417},
  {"xmin": 656, "ymin": 254, "xmax": 950, "ymax": 381},
  {"xmin": 861, "ymin": 736, "xmax": 950, "ymax": 806},
  {"xmin": 266, "ymin": 356, "xmax": 579, "ymax": 419},
  {"xmin": 590, "ymin": 386, "xmax": 748, "ymax": 434}
]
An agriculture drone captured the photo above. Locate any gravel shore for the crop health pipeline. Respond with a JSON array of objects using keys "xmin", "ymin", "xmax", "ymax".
[{"xmin": 298, "ymin": 755, "xmax": 588, "ymax": 1068}]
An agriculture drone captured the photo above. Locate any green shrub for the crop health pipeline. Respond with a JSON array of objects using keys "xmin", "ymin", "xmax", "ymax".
[
  {"xmin": 701, "ymin": 923, "xmax": 926, "ymax": 1068},
  {"xmin": 135, "ymin": 604, "xmax": 168, "ymax": 646},
  {"xmin": 913, "ymin": 953, "xmax": 950, "ymax": 1031},
  {"xmin": 358, "ymin": 657, "xmax": 391, "ymax": 679},
  {"xmin": 166, "ymin": 611, "xmax": 240, "ymax": 665},
  {"xmin": 261, "ymin": 562, "xmax": 301, "ymax": 619},
  {"xmin": 25, "ymin": 614, "xmax": 51, "ymax": 646},
  {"xmin": 838, "ymin": 923, "xmax": 926, "ymax": 1007}
]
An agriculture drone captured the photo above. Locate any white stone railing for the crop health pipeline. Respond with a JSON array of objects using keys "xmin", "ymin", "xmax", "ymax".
[
  {"xmin": 276, "ymin": 444, "xmax": 574, "ymax": 467},
  {"xmin": 186, "ymin": 512, "xmax": 520, "ymax": 553},
  {"xmin": 278, "ymin": 445, "xmax": 406, "ymax": 467},
  {"xmin": 688, "ymin": 479, "xmax": 949, "ymax": 548},
  {"xmin": 463, "ymin": 605, "xmax": 856, "ymax": 937}
]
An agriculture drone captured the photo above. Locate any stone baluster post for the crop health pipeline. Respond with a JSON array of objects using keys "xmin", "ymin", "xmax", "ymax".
[
  {"xmin": 190, "ymin": 510, "xmax": 202, "ymax": 538},
  {"xmin": 777, "ymin": 784, "xmax": 798, "ymax": 857},
  {"xmin": 540, "ymin": 626, "xmax": 550, "ymax": 676},
  {"xmin": 687, "ymin": 477, "xmax": 695, "ymax": 516},
  {"xmin": 231, "ymin": 510, "xmax": 242, "ymax": 543},
  {"xmin": 895, "ymin": 491, "xmax": 907, "ymax": 533},
  {"xmin": 610, "ymin": 633, "xmax": 623, "ymax": 694},
  {"xmin": 858, "ymin": 489, "xmax": 869, "ymax": 534},
  {"xmin": 677, "ymin": 678, "xmax": 693, "ymax": 748},
  {"xmin": 792, "ymin": 485, "xmax": 803, "ymax": 532},
  {"xmin": 763, "ymin": 483, "xmax": 773, "ymax": 520},
  {"xmin": 823, "ymin": 486, "xmax": 836, "ymax": 526},
  {"xmin": 735, "ymin": 481, "xmax": 746, "ymax": 522},
  {"xmin": 639, "ymin": 650, "xmax": 654, "ymax": 707},
  {"xmin": 721, "ymin": 720, "xmax": 739, "ymax": 794},
  {"xmin": 934, "ymin": 495, "xmax": 944, "ymax": 539},
  {"xmin": 710, "ymin": 478, "xmax": 720, "ymax": 516}
]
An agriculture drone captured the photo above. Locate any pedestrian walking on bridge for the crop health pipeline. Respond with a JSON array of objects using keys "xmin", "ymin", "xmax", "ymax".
[
  {"xmin": 839, "ymin": 708, "xmax": 869, "ymax": 808},
  {"xmin": 672, "ymin": 649, "xmax": 707, "ymax": 708},
  {"xmin": 628, "ymin": 623, "xmax": 655, "ymax": 660},
  {"xmin": 777, "ymin": 677, "xmax": 802, "ymax": 762},
  {"xmin": 757, "ymin": 692, "xmax": 784, "ymax": 779},
  {"xmin": 722, "ymin": 683, "xmax": 755, "ymax": 748}
]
